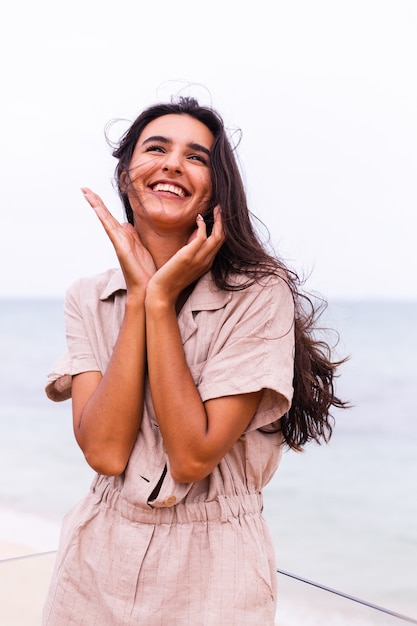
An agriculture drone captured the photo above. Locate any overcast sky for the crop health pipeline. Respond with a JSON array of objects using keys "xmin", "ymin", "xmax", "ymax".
[{"xmin": 1, "ymin": 0, "xmax": 416, "ymax": 300}]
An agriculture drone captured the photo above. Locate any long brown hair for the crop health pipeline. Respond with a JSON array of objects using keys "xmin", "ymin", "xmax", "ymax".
[{"xmin": 112, "ymin": 97, "xmax": 348, "ymax": 450}]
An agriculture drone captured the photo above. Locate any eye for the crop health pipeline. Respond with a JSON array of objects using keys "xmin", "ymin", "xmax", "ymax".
[
  {"xmin": 187, "ymin": 154, "xmax": 208, "ymax": 165},
  {"xmin": 145, "ymin": 144, "xmax": 166, "ymax": 154}
]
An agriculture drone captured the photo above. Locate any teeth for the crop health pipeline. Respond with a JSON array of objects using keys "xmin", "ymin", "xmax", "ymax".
[{"xmin": 153, "ymin": 183, "xmax": 186, "ymax": 198}]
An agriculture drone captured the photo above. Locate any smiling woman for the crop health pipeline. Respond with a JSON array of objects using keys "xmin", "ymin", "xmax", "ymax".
[{"xmin": 43, "ymin": 96, "xmax": 347, "ymax": 625}]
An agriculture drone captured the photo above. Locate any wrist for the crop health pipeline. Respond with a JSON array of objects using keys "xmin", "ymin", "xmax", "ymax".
[
  {"xmin": 125, "ymin": 290, "xmax": 146, "ymax": 310},
  {"xmin": 145, "ymin": 282, "xmax": 176, "ymax": 313}
]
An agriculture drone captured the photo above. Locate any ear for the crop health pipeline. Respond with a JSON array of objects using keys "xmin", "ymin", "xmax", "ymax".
[{"xmin": 119, "ymin": 171, "xmax": 128, "ymax": 193}]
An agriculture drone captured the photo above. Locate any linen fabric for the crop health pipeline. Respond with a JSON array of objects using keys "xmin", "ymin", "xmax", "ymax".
[{"xmin": 43, "ymin": 268, "xmax": 295, "ymax": 626}]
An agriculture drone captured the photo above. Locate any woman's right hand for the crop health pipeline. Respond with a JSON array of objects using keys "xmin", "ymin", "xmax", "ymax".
[
  {"xmin": 73, "ymin": 188, "xmax": 154, "ymax": 475},
  {"xmin": 81, "ymin": 187, "xmax": 156, "ymax": 295}
]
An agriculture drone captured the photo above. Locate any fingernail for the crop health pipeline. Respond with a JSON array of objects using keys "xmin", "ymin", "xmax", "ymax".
[{"xmin": 197, "ymin": 213, "xmax": 205, "ymax": 222}]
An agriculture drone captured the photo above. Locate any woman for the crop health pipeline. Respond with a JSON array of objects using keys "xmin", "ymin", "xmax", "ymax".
[{"xmin": 44, "ymin": 97, "xmax": 346, "ymax": 625}]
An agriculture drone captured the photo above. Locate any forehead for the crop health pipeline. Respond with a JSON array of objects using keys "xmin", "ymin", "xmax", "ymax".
[{"xmin": 138, "ymin": 114, "xmax": 214, "ymax": 149}]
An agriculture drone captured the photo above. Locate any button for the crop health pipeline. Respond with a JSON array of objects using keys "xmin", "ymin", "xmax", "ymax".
[{"xmin": 164, "ymin": 495, "xmax": 176, "ymax": 507}]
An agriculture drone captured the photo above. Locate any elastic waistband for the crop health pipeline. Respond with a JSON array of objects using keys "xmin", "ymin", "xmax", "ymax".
[{"xmin": 91, "ymin": 476, "xmax": 263, "ymax": 525}]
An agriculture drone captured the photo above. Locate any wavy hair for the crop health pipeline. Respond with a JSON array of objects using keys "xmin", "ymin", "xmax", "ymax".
[{"xmin": 112, "ymin": 96, "xmax": 348, "ymax": 451}]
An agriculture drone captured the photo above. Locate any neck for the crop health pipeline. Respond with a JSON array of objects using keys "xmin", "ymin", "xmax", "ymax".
[{"xmin": 136, "ymin": 223, "xmax": 192, "ymax": 269}]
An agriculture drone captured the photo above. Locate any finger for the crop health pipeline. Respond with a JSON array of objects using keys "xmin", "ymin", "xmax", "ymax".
[
  {"xmin": 81, "ymin": 188, "xmax": 111, "ymax": 220},
  {"xmin": 211, "ymin": 205, "xmax": 225, "ymax": 242},
  {"xmin": 81, "ymin": 187, "xmax": 122, "ymax": 238},
  {"xmin": 195, "ymin": 213, "xmax": 207, "ymax": 239},
  {"xmin": 81, "ymin": 187, "xmax": 105, "ymax": 210},
  {"xmin": 202, "ymin": 206, "xmax": 225, "ymax": 255},
  {"xmin": 186, "ymin": 213, "xmax": 207, "ymax": 245},
  {"xmin": 187, "ymin": 209, "xmax": 224, "ymax": 267}
]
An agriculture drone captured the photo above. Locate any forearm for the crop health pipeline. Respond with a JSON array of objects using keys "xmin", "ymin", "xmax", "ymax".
[
  {"xmin": 145, "ymin": 298, "xmax": 212, "ymax": 481},
  {"xmin": 74, "ymin": 295, "xmax": 147, "ymax": 475}
]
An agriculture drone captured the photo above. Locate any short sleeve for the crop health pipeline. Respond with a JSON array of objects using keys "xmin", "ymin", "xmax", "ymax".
[
  {"xmin": 45, "ymin": 352, "xmax": 73, "ymax": 401},
  {"xmin": 196, "ymin": 276, "xmax": 295, "ymax": 432},
  {"xmin": 45, "ymin": 280, "xmax": 101, "ymax": 402}
]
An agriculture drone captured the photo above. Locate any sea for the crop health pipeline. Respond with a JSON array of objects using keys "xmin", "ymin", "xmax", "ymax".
[{"xmin": 0, "ymin": 297, "xmax": 416, "ymax": 626}]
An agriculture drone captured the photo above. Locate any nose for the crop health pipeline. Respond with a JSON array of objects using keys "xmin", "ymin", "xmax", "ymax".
[{"xmin": 162, "ymin": 151, "xmax": 182, "ymax": 175}]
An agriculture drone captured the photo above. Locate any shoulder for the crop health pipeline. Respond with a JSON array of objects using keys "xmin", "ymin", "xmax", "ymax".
[
  {"xmin": 66, "ymin": 268, "xmax": 126, "ymax": 302},
  {"xmin": 194, "ymin": 271, "xmax": 294, "ymax": 334},
  {"xmin": 226, "ymin": 272, "xmax": 295, "ymax": 338},
  {"xmin": 202, "ymin": 268, "xmax": 292, "ymax": 293},
  {"xmin": 227, "ymin": 271, "xmax": 294, "ymax": 307}
]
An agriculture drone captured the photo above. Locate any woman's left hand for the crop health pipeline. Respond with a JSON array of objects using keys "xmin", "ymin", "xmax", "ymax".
[{"xmin": 146, "ymin": 206, "xmax": 225, "ymax": 305}]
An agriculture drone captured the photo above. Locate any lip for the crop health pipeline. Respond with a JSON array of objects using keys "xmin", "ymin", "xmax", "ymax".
[{"xmin": 149, "ymin": 179, "xmax": 190, "ymax": 198}]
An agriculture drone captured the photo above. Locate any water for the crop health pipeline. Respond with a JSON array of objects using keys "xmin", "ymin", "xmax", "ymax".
[{"xmin": 0, "ymin": 298, "xmax": 416, "ymax": 624}]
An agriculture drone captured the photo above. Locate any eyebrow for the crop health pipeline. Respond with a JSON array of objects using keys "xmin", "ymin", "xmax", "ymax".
[{"xmin": 141, "ymin": 135, "xmax": 211, "ymax": 159}]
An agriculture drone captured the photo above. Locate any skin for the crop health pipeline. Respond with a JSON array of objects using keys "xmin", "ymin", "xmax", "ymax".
[{"xmin": 73, "ymin": 114, "xmax": 263, "ymax": 481}]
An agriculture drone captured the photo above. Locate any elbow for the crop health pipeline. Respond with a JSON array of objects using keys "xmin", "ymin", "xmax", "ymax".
[
  {"xmin": 83, "ymin": 447, "xmax": 128, "ymax": 477},
  {"xmin": 169, "ymin": 458, "xmax": 212, "ymax": 483},
  {"xmin": 75, "ymin": 429, "xmax": 131, "ymax": 476}
]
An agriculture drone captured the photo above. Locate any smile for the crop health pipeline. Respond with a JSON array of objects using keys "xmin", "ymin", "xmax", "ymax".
[{"xmin": 151, "ymin": 183, "xmax": 188, "ymax": 198}]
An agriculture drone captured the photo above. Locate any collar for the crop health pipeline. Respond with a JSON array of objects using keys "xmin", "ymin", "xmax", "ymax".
[
  {"xmin": 99, "ymin": 268, "xmax": 127, "ymax": 300},
  {"xmin": 99, "ymin": 268, "xmax": 231, "ymax": 312},
  {"xmin": 187, "ymin": 272, "xmax": 231, "ymax": 312}
]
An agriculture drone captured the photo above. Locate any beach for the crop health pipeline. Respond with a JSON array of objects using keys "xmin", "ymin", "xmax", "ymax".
[
  {"xmin": 0, "ymin": 509, "xmax": 59, "ymax": 626},
  {"xmin": 1, "ymin": 298, "xmax": 416, "ymax": 625},
  {"xmin": 0, "ymin": 545, "xmax": 55, "ymax": 626}
]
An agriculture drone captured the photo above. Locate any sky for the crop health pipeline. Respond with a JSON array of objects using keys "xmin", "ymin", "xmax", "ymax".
[{"xmin": 1, "ymin": 0, "xmax": 416, "ymax": 300}]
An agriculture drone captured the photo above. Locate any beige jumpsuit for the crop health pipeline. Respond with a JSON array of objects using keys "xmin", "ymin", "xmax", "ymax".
[{"xmin": 43, "ymin": 268, "xmax": 294, "ymax": 625}]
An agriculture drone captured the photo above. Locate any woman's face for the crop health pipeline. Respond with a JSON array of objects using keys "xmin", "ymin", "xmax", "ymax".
[{"xmin": 126, "ymin": 114, "xmax": 214, "ymax": 234}]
